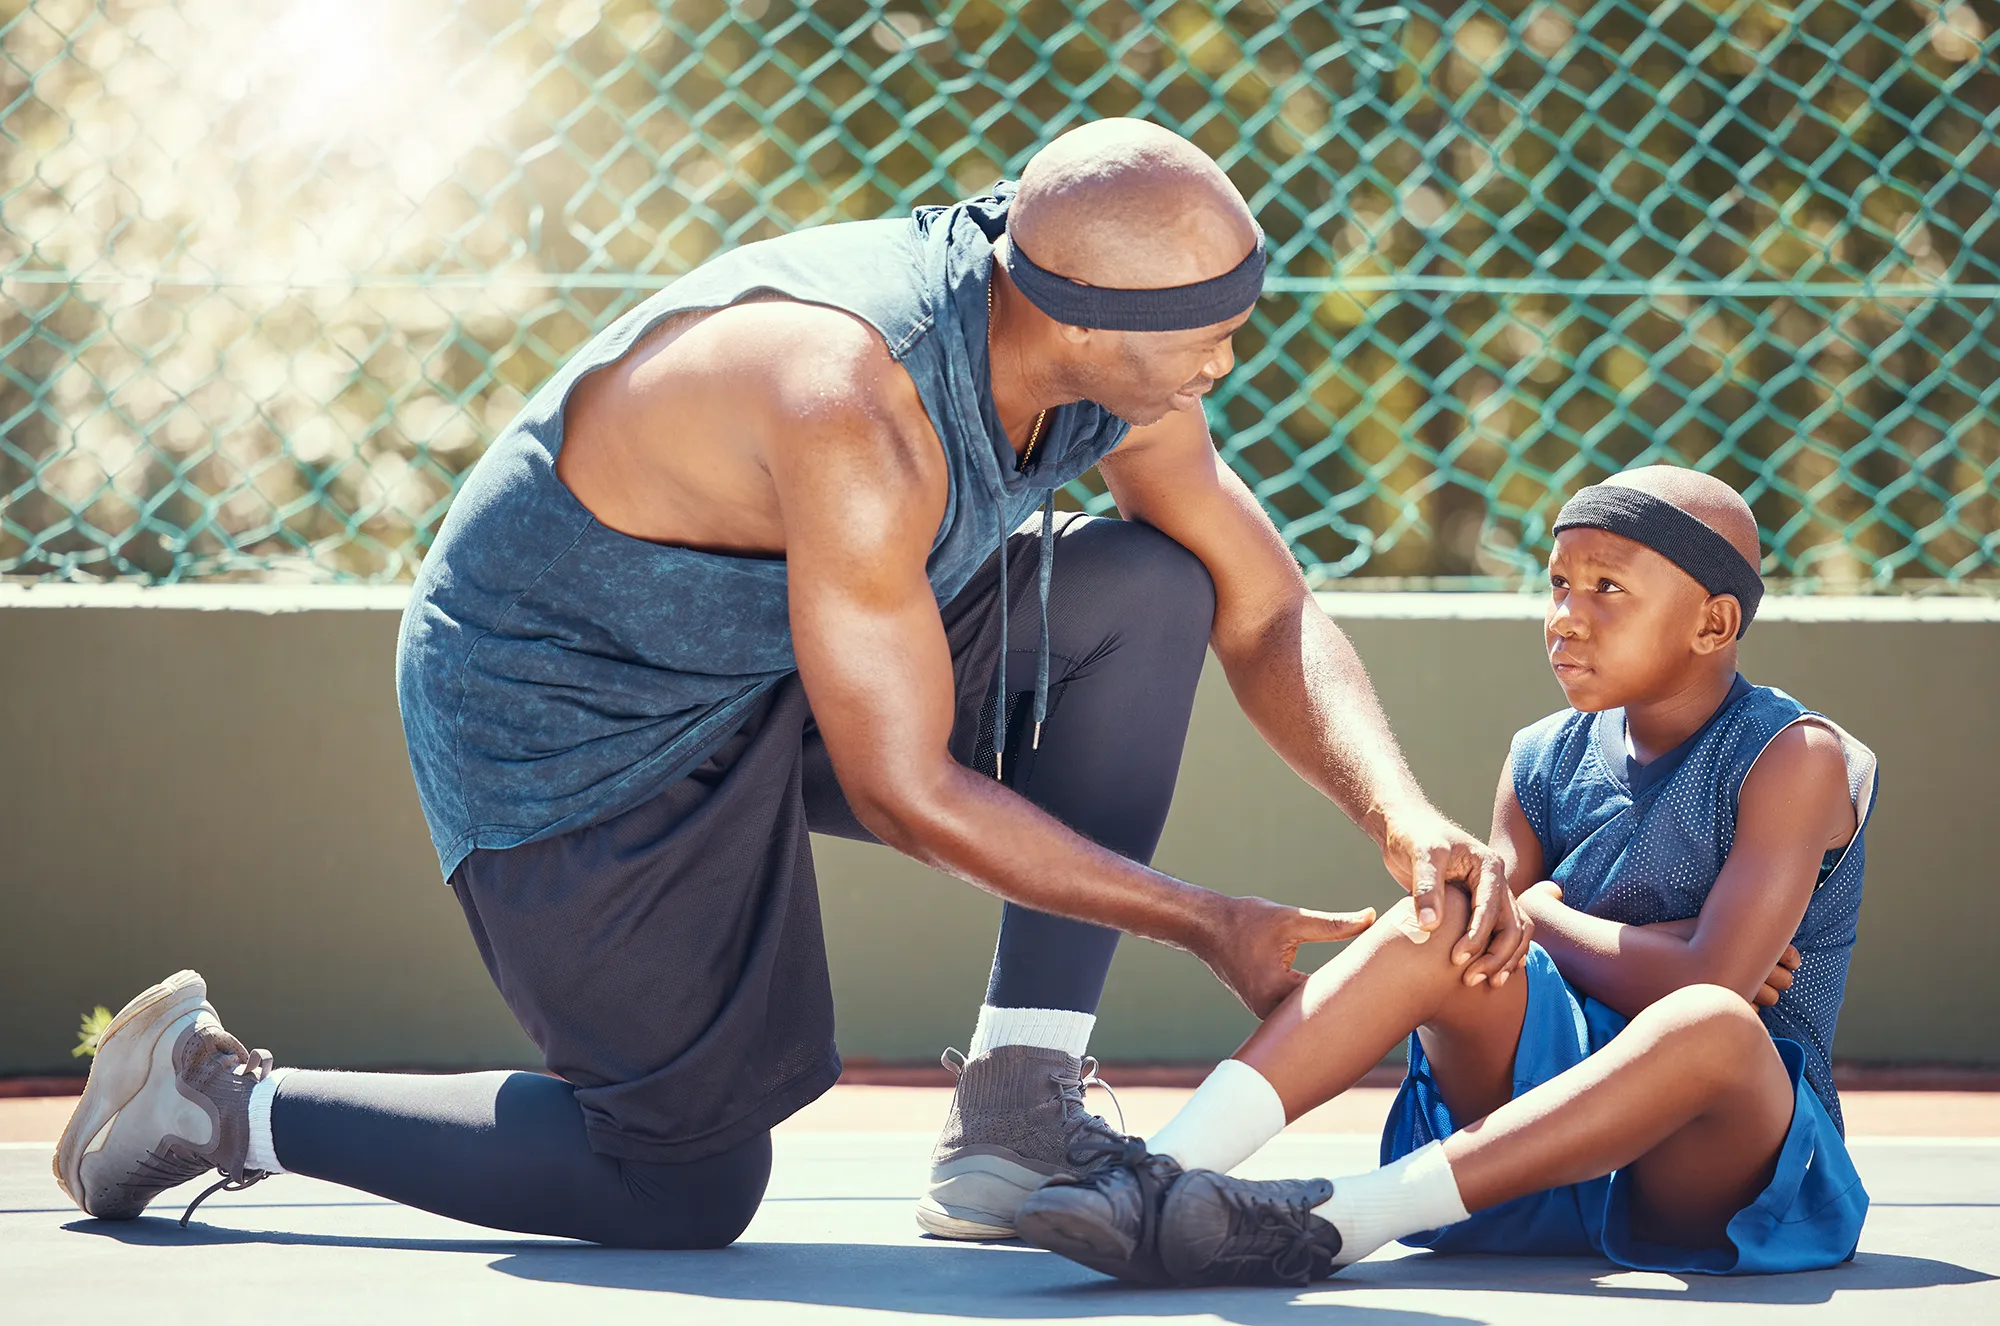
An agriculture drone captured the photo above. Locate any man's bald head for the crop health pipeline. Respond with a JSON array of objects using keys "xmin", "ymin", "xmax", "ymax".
[
  {"xmin": 1010, "ymin": 119, "xmax": 1257, "ymax": 290},
  {"xmin": 1602, "ymin": 465, "xmax": 1761, "ymax": 568}
]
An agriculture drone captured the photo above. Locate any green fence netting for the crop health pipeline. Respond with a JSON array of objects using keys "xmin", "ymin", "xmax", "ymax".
[{"xmin": 3, "ymin": 0, "xmax": 1996, "ymax": 586}]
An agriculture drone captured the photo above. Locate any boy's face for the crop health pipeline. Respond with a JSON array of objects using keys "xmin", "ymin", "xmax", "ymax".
[{"xmin": 1544, "ymin": 527, "xmax": 1730, "ymax": 711}]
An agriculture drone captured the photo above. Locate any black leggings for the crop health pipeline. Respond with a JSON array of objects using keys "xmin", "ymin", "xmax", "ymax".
[
  {"xmin": 274, "ymin": 515, "xmax": 1213, "ymax": 1246},
  {"xmin": 274, "ymin": 1069, "xmax": 769, "ymax": 1248}
]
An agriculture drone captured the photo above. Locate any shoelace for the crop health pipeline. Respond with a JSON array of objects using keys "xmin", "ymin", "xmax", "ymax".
[
  {"xmin": 1062, "ymin": 1131, "xmax": 1152, "ymax": 1177},
  {"xmin": 1053, "ymin": 1055, "xmax": 1125, "ymax": 1136},
  {"xmin": 177, "ymin": 1046, "xmax": 276, "ymax": 1229},
  {"xmin": 1214, "ymin": 1182, "xmax": 1332, "ymax": 1286},
  {"xmin": 1057, "ymin": 1132, "xmax": 1181, "ymax": 1282}
]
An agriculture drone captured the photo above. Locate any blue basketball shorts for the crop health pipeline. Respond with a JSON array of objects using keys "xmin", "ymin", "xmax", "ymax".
[{"xmin": 1382, "ymin": 944, "xmax": 1868, "ymax": 1274}]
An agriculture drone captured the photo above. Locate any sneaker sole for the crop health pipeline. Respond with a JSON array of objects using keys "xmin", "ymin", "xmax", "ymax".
[
  {"xmin": 913, "ymin": 1198, "xmax": 1016, "ymax": 1241},
  {"xmin": 53, "ymin": 970, "xmax": 210, "ymax": 1214},
  {"xmin": 1015, "ymin": 1199, "xmax": 1167, "ymax": 1285},
  {"xmin": 915, "ymin": 1149, "xmax": 1062, "ymax": 1241}
]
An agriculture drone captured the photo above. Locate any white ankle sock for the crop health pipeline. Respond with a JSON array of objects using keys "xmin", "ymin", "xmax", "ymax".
[
  {"xmin": 1146, "ymin": 1058, "xmax": 1287, "ymax": 1174},
  {"xmin": 966, "ymin": 1005, "xmax": 1095, "ymax": 1059},
  {"xmin": 244, "ymin": 1066, "xmax": 297, "ymax": 1175},
  {"xmin": 1314, "ymin": 1140, "xmax": 1470, "ymax": 1265}
]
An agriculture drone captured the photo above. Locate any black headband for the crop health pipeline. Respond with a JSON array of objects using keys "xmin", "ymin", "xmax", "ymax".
[
  {"xmin": 994, "ymin": 228, "xmax": 1267, "ymax": 332},
  {"xmin": 1553, "ymin": 484, "xmax": 1765, "ymax": 636}
]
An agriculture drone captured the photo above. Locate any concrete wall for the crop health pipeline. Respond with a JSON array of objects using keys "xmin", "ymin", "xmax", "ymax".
[{"xmin": 2, "ymin": 586, "xmax": 1995, "ymax": 1075}]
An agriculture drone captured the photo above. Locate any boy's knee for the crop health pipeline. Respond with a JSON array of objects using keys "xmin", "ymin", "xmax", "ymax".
[
  {"xmin": 1642, "ymin": 984, "xmax": 1768, "ymax": 1066},
  {"xmin": 1382, "ymin": 887, "xmax": 1475, "ymax": 963}
]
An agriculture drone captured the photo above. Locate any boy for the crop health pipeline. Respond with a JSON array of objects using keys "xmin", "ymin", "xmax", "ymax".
[{"xmin": 1016, "ymin": 465, "xmax": 1876, "ymax": 1286}]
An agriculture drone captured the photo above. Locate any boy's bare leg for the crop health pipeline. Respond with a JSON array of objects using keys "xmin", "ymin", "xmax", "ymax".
[
  {"xmin": 1192, "ymin": 883, "xmax": 1790, "ymax": 1252},
  {"xmin": 1020, "ymin": 887, "xmax": 1794, "ymax": 1280},
  {"xmin": 1236, "ymin": 884, "xmax": 1529, "ymax": 1126},
  {"xmin": 1443, "ymin": 982, "xmax": 1794, "ymax": 1244}
]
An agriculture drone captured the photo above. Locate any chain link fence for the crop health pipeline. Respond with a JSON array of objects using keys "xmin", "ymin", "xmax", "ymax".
[{"xmin": 3, "ymin": 0, "xmax": 1996, "ymax": 586}]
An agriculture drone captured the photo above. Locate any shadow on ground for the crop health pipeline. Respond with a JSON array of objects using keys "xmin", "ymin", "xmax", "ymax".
[
  {"xmin": 65, "ymin": 1216, "xmax": 1993, "ymax": 1321},
  {"xmin": 1339, "ymin": 1248, "xmax": 1994, "ymax": 1305}
]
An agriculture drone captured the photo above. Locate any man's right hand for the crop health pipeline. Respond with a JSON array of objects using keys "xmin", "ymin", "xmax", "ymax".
[
  {"xmin": 1196, "ymin": 895, "xmax": 1377, "ymax": 1017},
  {"xmin": 1756, "ymin": 943, "xmax": 1801, "ymax": 1008}
]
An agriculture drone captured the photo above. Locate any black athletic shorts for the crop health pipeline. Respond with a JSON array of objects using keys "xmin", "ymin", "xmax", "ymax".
[{"xmin": 447, "ymin": 513, "xmax": 1089, "ymax": 1164}]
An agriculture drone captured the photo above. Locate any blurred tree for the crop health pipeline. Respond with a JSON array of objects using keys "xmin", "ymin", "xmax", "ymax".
[{"xmin": 2, "ymin": 0, "xmax": 1994, "ymax": 585}]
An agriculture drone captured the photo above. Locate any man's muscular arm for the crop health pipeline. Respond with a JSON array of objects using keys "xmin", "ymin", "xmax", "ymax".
[
  {"xmin": 1512, "ymin": 721, "xmax": 1854, "ymax": 1018},
  {"xmin": 1098, "ymin": 407, "xmax": 1521, "ymax": 985},
  {"xmin": 771, "ymin": 323, "xmax": 1370, "ymax": 1017}
]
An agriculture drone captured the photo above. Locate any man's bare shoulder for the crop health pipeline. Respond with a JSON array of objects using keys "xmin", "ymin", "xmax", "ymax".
[
  {"xmin": 716, "ymin": 300, "xmax": 941, "ymax": 470},
  {"xmin": 721, "ymin": 302, "xmax": 947, "ymax": 556}
]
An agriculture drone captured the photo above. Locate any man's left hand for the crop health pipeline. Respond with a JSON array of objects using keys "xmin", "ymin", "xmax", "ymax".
[{"xmin": 1376, "ymin": 805, "xmax": 1527, "ymax": 986}]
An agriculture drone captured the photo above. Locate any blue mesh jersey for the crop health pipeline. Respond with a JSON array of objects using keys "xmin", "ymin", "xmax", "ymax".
[{"xmin": 1511, "ymin": 675, "xmax": 1879, "ymax": 1132}]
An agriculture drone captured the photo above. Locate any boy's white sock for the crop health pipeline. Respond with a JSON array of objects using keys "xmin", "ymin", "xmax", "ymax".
[
  {"xmin": 1314, "ymin": 1140, "xmax": 1471, "ymax": 1265},
  {"xmin": 244, "ymin": 1066, "xmax": 298, "ymax": 1175},
  {"xmin": 966, "ymin": 1005, "xmax": 1095, "ymax": 1059},
  {"xmin": 1146, "ymin": 1058, "xmax": 1287, "ymax": 1174}
]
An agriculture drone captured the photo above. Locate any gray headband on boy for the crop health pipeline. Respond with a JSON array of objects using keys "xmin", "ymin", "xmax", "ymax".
[
  {"xmin": 1553, "ymin": 484, "xmax": 1765, "ymax": 636},
  {"xmin": 994, "ymin": 228, "xmax": 1267, "ymax": 332}
]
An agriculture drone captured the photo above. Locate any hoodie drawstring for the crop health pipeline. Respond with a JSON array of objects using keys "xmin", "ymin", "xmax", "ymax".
[
  {"xmin": 993, "ymin": 503, "xmax": 1009, "ymax": 779},
  {"xmin": 992, "ymin": 491, "xmax": 1058, "ymax": 781},
  {"xmin": 1033, "ymin": 491, "xmax": 1055, "ymax": 751}
]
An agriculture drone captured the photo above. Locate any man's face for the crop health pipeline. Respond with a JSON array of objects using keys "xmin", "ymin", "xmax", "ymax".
[
  {"xmin": 1544, "ymin": 527, "xmax": 1724, "ymax": 712},
  {"xmin": 1073, "ymin": 311, "xmax": 1250, "ymax": 426}
]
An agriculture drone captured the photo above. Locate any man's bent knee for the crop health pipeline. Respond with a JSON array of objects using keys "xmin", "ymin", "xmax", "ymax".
[
  {"xmin": 615, "ymin": 1181, "xmax": 763, "ymax": 1250},
  {"xmin": 613, "ymin": 1135, "xmax": 771, "ymax": 1249},
  {"xmin": 1058, "ymin": 517, "xmax": 1216, "ymax": 643}
]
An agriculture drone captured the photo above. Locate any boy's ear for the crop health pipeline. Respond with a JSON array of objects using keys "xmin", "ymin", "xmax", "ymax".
[{"xmin": 1692, "ymin": 593, "xmax": 1742, "ymax": 653}]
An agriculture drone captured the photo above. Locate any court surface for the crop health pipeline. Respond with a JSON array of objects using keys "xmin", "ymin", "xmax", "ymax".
[{"xmin": 4, "ymin": 1086, "xmax": 1995, "ymax": 1324}]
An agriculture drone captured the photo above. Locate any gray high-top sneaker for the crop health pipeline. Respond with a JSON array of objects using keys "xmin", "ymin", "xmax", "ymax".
[
  {"xmin": 914, "ymin": 1044, "xmax": 1128, "ymax": 1240},
  {"xmin": 54, "ymin": 970, "xmax": 276, "ymax": 1224},
  {"xmin": 1158, "ymin": 1169, "xmax": 1344, "ymax": 1286}
]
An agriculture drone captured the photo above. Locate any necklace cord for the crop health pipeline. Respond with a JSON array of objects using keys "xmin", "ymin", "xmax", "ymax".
[{"xmin": 988, "ymin": 274, "xmax": 1048, "ymax": 472}]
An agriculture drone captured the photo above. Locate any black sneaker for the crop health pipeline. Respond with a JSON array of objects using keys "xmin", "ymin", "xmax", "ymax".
[
  {"xmin": 1157, "ymin": 1169, "xmax": 1345, "ymax": 1286},
  {"xmin": 1014, "ymin": 1135, "xmax": 1185, "ymax": 1284}
]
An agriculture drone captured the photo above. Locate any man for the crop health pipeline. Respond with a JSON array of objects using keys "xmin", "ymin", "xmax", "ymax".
[{"xmin": 56, "ymin": 120, "xmax": 1521, "ymax": 1247}]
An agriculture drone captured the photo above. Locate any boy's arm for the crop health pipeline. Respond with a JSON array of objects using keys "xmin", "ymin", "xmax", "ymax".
[
  {"xmin": 1476, "ymin": 753, "xmax": 1547, "ymax": 986},
  {"xmin": 1514, "ymin": 722, "xmax": 1855, "ymax": 1019}
]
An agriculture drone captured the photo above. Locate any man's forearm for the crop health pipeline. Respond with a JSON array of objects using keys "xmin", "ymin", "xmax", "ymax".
[
  {"xmin": 1214, "ymin": 597, "xmax": 1429, "ymax": 843},
  {"xmin": 857, "ymin": 761, "xmax": 1225, "ymax": 951}
]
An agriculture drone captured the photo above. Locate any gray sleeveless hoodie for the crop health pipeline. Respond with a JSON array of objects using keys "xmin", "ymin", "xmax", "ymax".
[{"xmin": 397, "ymin": 185, "xmax": 1130, "ymax": 876}]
